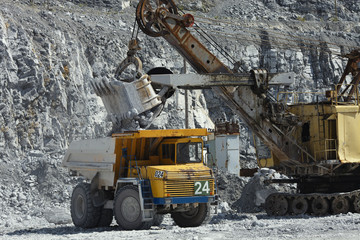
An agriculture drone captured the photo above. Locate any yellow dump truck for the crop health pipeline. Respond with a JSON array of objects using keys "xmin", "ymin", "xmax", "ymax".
[{"xmin": 62, "ymin": 128, "xmax": 217, "ymax": 230}]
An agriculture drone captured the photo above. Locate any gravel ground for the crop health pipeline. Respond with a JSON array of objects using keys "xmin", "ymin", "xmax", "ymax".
[{"xmin": 2, "ymin": 213, "xmax": 360, "ymax": 240}]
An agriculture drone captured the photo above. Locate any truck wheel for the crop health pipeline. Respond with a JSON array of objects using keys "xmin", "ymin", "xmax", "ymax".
[
  {"xmin": 71, "ymin": 183, "xmax": 101, "ymax": 228},
  {"xmin": 152, "ymin": 214, "xmax": 164, "ymax": 226},
  {"xmin": 171, "ymin": 203, "xmax": 210, "ymax": 228},
  {"xmin": 97, "ymin": 208, "xmax": 113, "ymax": 227},
  {"xmin": 114, "ymin": 185, "xmax": 151, "ymax": 230}
]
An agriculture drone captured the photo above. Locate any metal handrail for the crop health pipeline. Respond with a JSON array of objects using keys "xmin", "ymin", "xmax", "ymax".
[
  {"xmin": 128, "ymin": 155, "xmax": 143, "ymax": 179},
  {"xmin": 314, "ymin": 139, "xmax": 338, "ymax": 161},
  {"xmin": 277, "ymin": 91, "xmax": 324, "ymax": 104},
  {"xmin": 332, "ymin": 84, "xmax": 360, "ymax": 105}
]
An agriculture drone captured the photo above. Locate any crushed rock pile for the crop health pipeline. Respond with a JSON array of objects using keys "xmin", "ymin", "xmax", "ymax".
[
  {"xmin": 232, "ymin": 168, "xmax": 296, "ymax": 213},
  {"xmin": 215, "ymin": 168, "xmax": 295, "ymax": 213},
  {"xmin": 215, "ymin": 169, "xmax": 250, "ymax": 206}
]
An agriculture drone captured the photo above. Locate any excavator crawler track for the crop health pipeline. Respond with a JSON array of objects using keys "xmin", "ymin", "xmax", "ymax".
[{"xmin": 265, "ymin": 189, "xmax": 360, "ymax": 216}]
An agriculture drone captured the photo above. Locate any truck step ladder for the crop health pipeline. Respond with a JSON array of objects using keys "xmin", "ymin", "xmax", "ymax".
[{"xmin": 140, "ymin": 179, "xmax": 154, "ymax": 221}]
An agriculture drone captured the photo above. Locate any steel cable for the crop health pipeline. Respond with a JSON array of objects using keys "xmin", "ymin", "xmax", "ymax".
[
  {"xmin": 177, "ymin": 8, "xmax": 237, "ymax": 66},
  {"xmin": 193, "ymin": 15, "xmax": 359, "ymax": 51},
  {"xmin": 194, "ymin": 21, "xmax": 346, "ymax": 55},
  {"xmin": 190, "ymin": 27, "xmax": 344, "ymax": 57}
]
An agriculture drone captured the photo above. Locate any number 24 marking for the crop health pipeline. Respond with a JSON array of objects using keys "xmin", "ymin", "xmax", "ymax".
[{"xmin": 194, "ymin": 181, "xmax": 210, "ymax": 195}]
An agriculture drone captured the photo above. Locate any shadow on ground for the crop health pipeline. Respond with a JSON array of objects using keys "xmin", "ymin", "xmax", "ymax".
[{"xmin": 5, "ymin": 225, "xmax": 121, "ymax": 236}]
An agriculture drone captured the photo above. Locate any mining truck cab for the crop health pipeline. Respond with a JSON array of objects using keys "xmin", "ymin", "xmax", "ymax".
[
  {"xmin": 144, "ymin": 137, "xmax": 216, "ymax": 205},
  {"xmin": 160, "ymin": 138, "xmax": 203, "ymax": 165}
]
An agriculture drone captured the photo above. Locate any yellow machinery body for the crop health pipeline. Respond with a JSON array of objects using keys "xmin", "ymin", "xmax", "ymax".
[
  {"xmin": 259, "ymin": 94, "xmax": 360, "ymax": 178},
  {"xmin": 63, "ymin": 128, "xmax": 216, "ymax": 204},
  {"xmin": 63, "ymin": 128, "xmax": 217, "ymax": 229},
  {"xmin": 112, "ymin": 129, "xmax": 215, "ymax": 201}
]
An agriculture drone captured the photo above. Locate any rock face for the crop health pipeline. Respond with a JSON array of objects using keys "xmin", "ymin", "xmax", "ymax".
[
  {"xmin": 0, "ymin": 2, "xmax": 111, "ymax": 159},
  {"xmin": 0, "ymin": 0, "xmax": 359, "ymax": 226}
]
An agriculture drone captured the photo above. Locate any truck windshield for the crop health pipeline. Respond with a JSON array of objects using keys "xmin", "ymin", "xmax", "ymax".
[{"xmin": 177, "ymin": 142, "xmax": 202, "ymax": 164}]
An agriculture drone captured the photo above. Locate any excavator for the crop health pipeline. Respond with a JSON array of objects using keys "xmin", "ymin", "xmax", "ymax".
[{"xmin": 92, "ymin": 0, "xmax": 360, "ymax": 217}]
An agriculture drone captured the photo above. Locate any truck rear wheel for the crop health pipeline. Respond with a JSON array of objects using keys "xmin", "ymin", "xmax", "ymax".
[
  {"xmin": 71, "ymin": 183, "xmax": 101, "ymax": 228},
  {"xmin": 171, "ymin": 203, "xmax": 210, "ymax": 228},
  {"xmin": 114, "ymin": 185, "xmax": 151, "ymax": 230}
]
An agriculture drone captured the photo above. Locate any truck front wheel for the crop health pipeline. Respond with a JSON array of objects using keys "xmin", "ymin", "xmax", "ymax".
[
  {"xmin": 171, "ymin": 203, "xmax": 210, "ymax": 227},
  {"xmin": 71, "ymin": 183, "xmax": 101, "ymax": 228},
  {"xmin": 114, "ymin": 185, "xmax": 151, "ymax": 230}
]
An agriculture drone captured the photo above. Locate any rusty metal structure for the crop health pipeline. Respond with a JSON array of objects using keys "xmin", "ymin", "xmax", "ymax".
[
  {"xmin": 335, "ymin": 50, "xmax": 360, "ymax": 101},
  {"xmin": 125, "ymin": 0, "xmax": 360, "ymax": 217}
]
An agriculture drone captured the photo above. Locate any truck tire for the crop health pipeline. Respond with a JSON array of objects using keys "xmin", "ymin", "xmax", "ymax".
[
  {"xmin": 97, "ymin": 208, "xmax": 113, "ymax": 227},
  {"xmin": 114, "ymin": 185, "xmax": 151, "ymax": 230},
  {"xmin": 71, "ymin": 183, "xmax": 101, "ymax": 228},
  {"xmin": 171, "ymin": 203, "xmax": 210, "ymax": 228}
]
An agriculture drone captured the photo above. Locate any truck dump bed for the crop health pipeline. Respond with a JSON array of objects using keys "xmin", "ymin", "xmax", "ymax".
[{"xmin": 62, "ymin": 129, "xmax": 208, "ymax": 187}]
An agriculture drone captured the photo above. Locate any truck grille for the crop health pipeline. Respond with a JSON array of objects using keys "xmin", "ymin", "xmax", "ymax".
[
  {"xmin": 164, "ymin": 178, "xmax": 214, "ymax": 197},
  {"xmin": 166, "ymin": 170, "xmax": 212, "ymax": 179}
]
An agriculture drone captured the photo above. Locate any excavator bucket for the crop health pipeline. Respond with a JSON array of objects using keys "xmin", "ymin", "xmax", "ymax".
[{"xmin": 90, "ymin": 75, "xmax": 162, "ymax": 125}]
